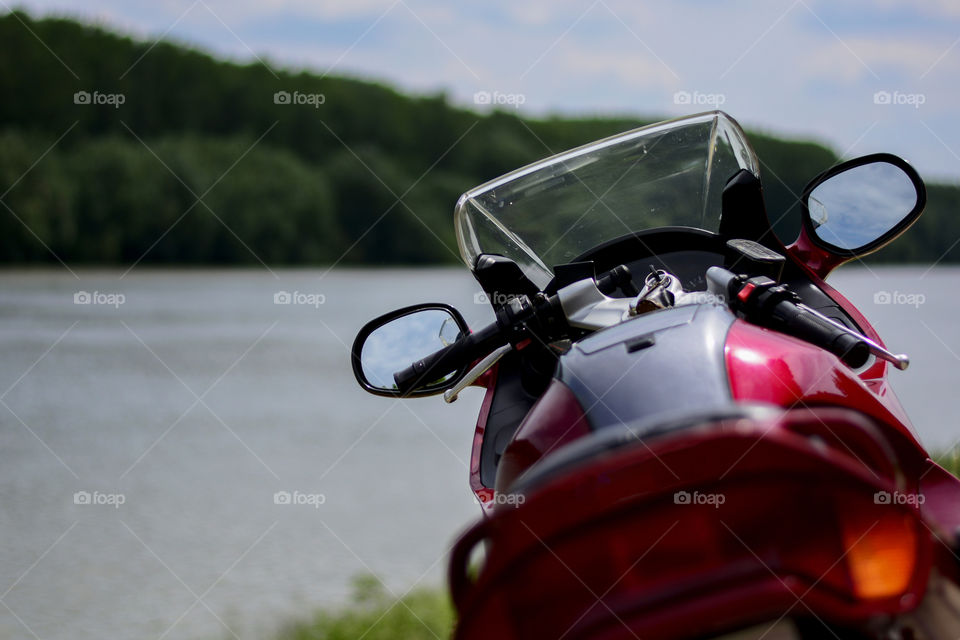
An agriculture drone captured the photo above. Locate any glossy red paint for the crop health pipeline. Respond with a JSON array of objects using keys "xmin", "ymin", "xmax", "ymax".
[
  {"xmin": 725, "ymin": 319, "xmax": 923, "ymax": 451},
  {"xmin": 494, "ymin": 379, "xmax": 591, "ymax": 493},
  {"xmin": 920, "ymin": 462, "xmax": 960, "ymax": 543},
  {"xmin": 469, "ymin": 364, "xmax": 499, "ymax": 511},
  {"xmin": 450, "ymin": 409, "xmax": 936, "ymax": 640},
  {"xmin": 787, "ymin": 226, "xmax": 848, "ymax": 281}
]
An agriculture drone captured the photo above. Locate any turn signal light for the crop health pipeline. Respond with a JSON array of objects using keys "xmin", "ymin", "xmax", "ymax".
[{"xmin": 843, "ymin": 511, "xmax": 918, "ymax": 600}]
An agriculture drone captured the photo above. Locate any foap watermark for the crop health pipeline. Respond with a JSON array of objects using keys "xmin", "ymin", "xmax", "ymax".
[
  {"xmin": 685, "ymin": 291, "xmax": 726, "ymax": 306},
  {"xmin": 274, "ymin": 490, "xmax": 326, "ymax": 508},
  {"xmin": 274, "ymin": 290, "xmax": 325, "ymax": 308},
  {"xmin": 873, "ymin": 90, "xmax": 925, "ymax": 109},
  {"xmin": 674, "ymin": 490, "xmax": 725, "ymax": 508},
  {"xmin": 474, "ymin": 291, "xmax": 521, "ymax": 306},
  {"xmin": 473, "ymin": 90, "xmax": 526, "ymax": 108},
  {"xmin": 674, "ymin": 90, "xmax": 726, "ymax": 107},
  {"xmin": 74, "ymin": 490, "xmax": 126, "ymax": 508},
  {"xmin": 74, "ymin": 90, "xmax": 125, "ymax": 109},
  {"xmin": 491, "ymin": 492, "xmax": 526, "ymax": 508},
  {"xmin": 74, "ymin": 290, "xmax": 125, "ymax": 308},
  {"xmin": 274, "ymin": 90, "xmax": 326, "ymax": 108},
  {"xmin": 873, "ymin": 290, "xmax": 925, "ymax": 308},
  {"xmin": 874, "ymin": 490, "xmax": 925, "ymax": 507}
]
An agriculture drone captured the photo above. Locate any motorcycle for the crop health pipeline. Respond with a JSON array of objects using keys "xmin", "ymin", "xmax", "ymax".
[{"xmin": 351, "ymin": 111, "xmax": 960, "ymax": 639}]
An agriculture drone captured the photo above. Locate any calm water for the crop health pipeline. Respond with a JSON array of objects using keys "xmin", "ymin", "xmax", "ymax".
[{"xmin": 0, "ymin": 266, "xmax": 957, "ymax": 639}]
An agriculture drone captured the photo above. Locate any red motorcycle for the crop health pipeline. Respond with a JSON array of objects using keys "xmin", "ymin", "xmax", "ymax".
[{"xmin": 352, "ymin": 112, "xmax": 960, "ymax": 639}]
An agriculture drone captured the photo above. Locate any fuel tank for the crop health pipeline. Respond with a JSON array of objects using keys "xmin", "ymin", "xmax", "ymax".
[
  {"xmin": 495, "ymin": 304, "xmax": 737, "ymax": 492},
  {"xmin": 495, "ymin": 301, "xmax": 920, "ymax": 494},
  {"xmin": 558, "ymin": 303, "xmax": 736, "ymax": 431}
]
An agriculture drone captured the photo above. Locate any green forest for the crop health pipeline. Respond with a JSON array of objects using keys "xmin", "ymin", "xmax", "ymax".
[{"xmin": 1, "ymin": 10, "xmax": 957, "ymax": 266}]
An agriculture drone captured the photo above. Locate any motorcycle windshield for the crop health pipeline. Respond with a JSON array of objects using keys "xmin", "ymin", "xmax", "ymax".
[{"xmin": 454, "ymin": 111, "xmax": 760, "ymax": 288}]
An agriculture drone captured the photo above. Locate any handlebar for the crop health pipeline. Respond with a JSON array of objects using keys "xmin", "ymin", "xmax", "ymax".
[
  {"xmin": 717, "ymin": 270, "xmax": 871, "ymax": 368},
  {"xmin": 769, "ymin": 297, "xmax": 871, "ymax": 367},
  {"xmin": 393, "ymin": 264, "xmax": 880, "ymax": 395},
  {"xmin": 393, "ymin": 321, "xmax": 506, "ymax": 394},
  {"xmin": 393, "ymin": 275, "xmax": 571, "ymax": 394}
]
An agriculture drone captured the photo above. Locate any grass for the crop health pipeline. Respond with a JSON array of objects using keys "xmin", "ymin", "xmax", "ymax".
[
  {"xmin": 936, "ymin": 450, "xmax": 960, "ymax": 477},
  {"xmin": 276, "ymin": 575, "xmax": 454, "ymax": 640}
]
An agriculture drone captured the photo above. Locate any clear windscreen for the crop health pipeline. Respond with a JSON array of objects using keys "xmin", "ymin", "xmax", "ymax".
[{"xmin": 454, "ymin": 111, "xmax": 760, "ymax": 288}]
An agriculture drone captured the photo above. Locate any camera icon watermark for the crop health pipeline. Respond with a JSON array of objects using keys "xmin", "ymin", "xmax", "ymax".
[
  {"xmin": 274, "ymin": 290, "xmax": 325, "ymax": 308},
  {"xmin": 873, "ymin": 90, "xmax": 925, "ymax": 109},
  {"xmin": 873, "ymin": 290, "xmax": 925, "ymax": 308},
  {"xmin": 473, "ymin": 90, "xmax": 525, "ymax": 108},
  {"xmin": 73, "ymin": 490, "xmax": 126, "ymax": 508},
  {"xmin": 673, "ymin": 90, "xmax": 726, "ymax": 107},
  {"xmin": 474, "ymin": 291, "xmax": 520, "ymax": 305},
  {"xmin": 673, "ymin": 490, "xmax": 725, "ymax": 508},
  {"xmin": 273, "ymin": 90, "xmax": 325, "ymax": 108},
  {"xmin": 74, "ymin": 90, "xmax": 125, "ymax": 109},
  {"xmin": 273, "ymin": 490, "xmax": 325, "ymax": 508},
  {"xmin": 874, "ymin": 490, "xmax": 925, "ymax": 506},
  {"xmin": 74, "ymin": 290, "xmax": 125, "ymax": 308}
]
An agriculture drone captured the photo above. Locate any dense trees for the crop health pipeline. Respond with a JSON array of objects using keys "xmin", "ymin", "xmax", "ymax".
[{"xmin": 0, "ymin": 11, "xmax": 956, "ymax": 265}]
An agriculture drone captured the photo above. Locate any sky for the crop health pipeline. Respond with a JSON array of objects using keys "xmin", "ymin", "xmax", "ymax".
[{"xmin": 8, "ymin": 0, "xmax": 960, "ymax": 181}]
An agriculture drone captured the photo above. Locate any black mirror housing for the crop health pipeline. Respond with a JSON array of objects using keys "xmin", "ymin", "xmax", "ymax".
[
  {"xmin": 351, "ymin": 303, "xmax": 470, "ymax": 398},
  {"xmin": 800, "ymin": 153, "xmax": 926, "ymax": 258}
]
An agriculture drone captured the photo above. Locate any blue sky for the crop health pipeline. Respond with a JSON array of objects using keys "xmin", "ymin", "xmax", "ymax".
[{"xmin": 9, "ymin": 0, "xmax": 960, "ymax": 181}]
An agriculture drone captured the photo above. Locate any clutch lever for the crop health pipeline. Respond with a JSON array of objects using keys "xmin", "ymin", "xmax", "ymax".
[{"xmin": 444, "ymin": 344, "xmax": 513, "ymax": 403}]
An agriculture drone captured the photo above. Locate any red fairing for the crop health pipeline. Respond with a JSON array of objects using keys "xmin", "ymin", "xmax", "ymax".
[
  {"xmin": 494, "ymin": 380, "xmax": 591, "ymax": 494},
  {"xmin": 724, "ymin": 319, "xmax": 922, "ymax": 451}
]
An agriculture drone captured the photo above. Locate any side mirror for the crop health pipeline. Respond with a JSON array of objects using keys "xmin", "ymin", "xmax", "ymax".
[
  {"xmin": 801, "ymin": 153, "xmax": 925, "ymax": 258},
  {"xmin": 351, "ymin": 303, "xmax": 469, "ymax": 397}
]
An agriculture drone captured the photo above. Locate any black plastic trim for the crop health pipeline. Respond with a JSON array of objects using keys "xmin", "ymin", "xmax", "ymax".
[{"xmin": 800, "ymin": 153, "xmax": 926, "ymax": 258}]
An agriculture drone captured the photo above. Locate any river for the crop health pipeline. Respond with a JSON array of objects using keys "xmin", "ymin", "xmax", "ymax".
[{"xmin": 0, "ymin": 266, "xmax": 956, "ymax": 639}]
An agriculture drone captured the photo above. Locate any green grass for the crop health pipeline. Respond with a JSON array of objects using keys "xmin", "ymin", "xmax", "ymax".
[
  {"xmin": 276, "ymin": 575, "xmax": 454, "ymax": 640},
  {"xmin": 936, "ymin": 450, "xmax": 960, "ymax": 477}
]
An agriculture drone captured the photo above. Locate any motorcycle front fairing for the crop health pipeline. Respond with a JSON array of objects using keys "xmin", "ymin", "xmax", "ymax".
[{"xmin": 455, "ymin": 112, "xmax": 921, "ymax": 507}]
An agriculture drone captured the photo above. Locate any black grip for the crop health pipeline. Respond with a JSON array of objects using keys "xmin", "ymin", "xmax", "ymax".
[
  {"xmin": 771, "ymin": 301, "xmax": 870, "ymax": 368},
  {"xmin": 393, "ymin": 322, "xmax": 506, "ymax": 394},
  {"xmin": 394, "ymin": 337, "xmax": 471, "ymax": 394},
  {"xmin": 596, "ymin": 265, "xmax": 639, "ymax": 297}
]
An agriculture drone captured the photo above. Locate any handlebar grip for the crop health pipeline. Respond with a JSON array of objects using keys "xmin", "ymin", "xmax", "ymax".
[
  {"xmin": 596, "ymin": 265, "xmax": 639, "ymax": 297},
  {"xmin": 772, "ymin": 301, "xmax": 871, "ymax": 368},
  {"xmin": 394, "ymin": 336, "xmax": 472, "ymax": 394},
  {"xmin": 393, "ymin": 322, "xmax": 507, "ymax": 394}
]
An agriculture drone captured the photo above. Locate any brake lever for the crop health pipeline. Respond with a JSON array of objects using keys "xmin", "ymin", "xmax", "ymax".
[
  {"xmin": 444, "ymin": 344, "xmax": 513, "ymax": 403},
  {"xmin": 796, "ymin": 303, "xmax": 910, "ymax": 371},
  {"xmin": 706, "ymin": 267, "xmax": 910, "ymax": 371}
]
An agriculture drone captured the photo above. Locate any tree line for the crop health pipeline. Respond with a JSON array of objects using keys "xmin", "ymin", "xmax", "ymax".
[{"xmin": 0, "ymin": 11, "xmax": 956, "ymax": 266}]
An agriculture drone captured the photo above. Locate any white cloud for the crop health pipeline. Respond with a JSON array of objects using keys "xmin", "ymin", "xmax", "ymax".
[
  {"xmin": 799, "ymin": 35, "xmax": 960, "ymax": 81},
  {"xmin": 553, "ymin": 47, "xmax": 677, "ymax": 91},
  {"xmin": 859, "ymin": 0, "xmax": 960, "ymax": 19}
]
